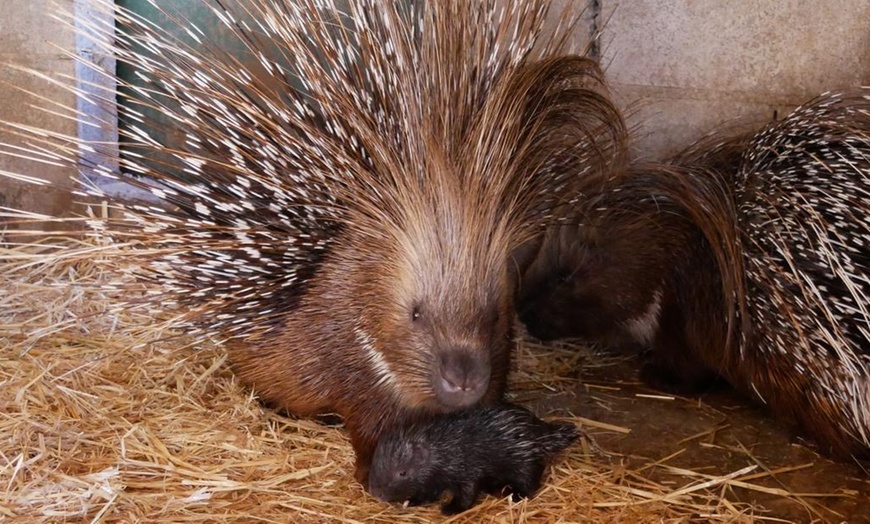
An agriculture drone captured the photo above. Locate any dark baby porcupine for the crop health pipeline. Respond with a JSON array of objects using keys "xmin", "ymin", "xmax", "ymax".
[
  {"xmin": 519, "ymin": 89, "xmax": 870, "ymax": 458},
  {"xmin": 0, "ymin": 0, "xmax": 626, "ymax": 482},
  {"xmin": 368, "ymin": 402, "xmax": 578, "ymax": 515}
]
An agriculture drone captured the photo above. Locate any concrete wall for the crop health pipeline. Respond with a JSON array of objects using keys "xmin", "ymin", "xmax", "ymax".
[
  {"xmin": 598, "ymin": 1, "xmax": 870, "ymax": 160},
  {"xmin": 0, "ymin": 0, "xmax": 77, "ymax": 221}
]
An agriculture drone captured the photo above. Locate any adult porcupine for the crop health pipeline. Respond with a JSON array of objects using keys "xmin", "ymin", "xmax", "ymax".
[
  {"xmin": 518, "ymin": 89, "xmax": 870, "ymax": 458},
  {"xmin": 0, "ymin": 0, "xmax": 625, "ymax": 478}
]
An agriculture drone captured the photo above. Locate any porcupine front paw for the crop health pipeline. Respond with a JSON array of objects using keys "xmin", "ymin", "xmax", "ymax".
[{"xmin": 441, "ymin": 482, "xmax": 479, "ymax": 515}]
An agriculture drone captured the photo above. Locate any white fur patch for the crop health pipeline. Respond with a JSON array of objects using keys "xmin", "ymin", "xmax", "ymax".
[
  {"xmin": 623, "ymin": 288, "xmax": 663, "ymax": 346},
  {"xmin": 354, "ymin": 326, "xmax": 397, "ymax": 388}
]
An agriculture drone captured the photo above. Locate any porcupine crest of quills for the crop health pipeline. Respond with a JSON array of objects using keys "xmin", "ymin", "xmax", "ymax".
[
  {"xmin": 0, "ymin": 0, "xmax": 626, "ymax": 477},
  {"xmin": 1, "ymin": 0, "xmax": 623, "ymax": 338}
]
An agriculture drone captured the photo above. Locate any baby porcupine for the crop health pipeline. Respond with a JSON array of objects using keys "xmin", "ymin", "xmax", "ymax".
[
  {"xmin": 0, "ymin": 0, "xmax": 626, "ymax": 479},
  {"xmin": 519, "ymin": 89, "xmax": 870, "ymax": 458},
  {"xmin": 368, "ymin": 402, "xmax": 578, "ymax": 515}
]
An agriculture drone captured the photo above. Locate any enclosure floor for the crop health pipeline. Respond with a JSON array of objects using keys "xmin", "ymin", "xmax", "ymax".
[
  {"xmin": 4, "ymin": 327, "xmax": 869, "ymax": 523},
  {"xmin": 529, "ymin": 348, "xmax": 870, "ymax": 523}
]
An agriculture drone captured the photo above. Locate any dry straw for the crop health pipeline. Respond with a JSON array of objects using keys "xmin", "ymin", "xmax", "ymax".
[{"xmin": 0, "ymin": 236, "xmax": 850, "ymax": 523}]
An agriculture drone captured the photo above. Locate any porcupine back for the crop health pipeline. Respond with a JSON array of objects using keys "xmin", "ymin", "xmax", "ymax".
[
  {"xmin": 1, "ymin": 0, "xmax": 625, "ymax": 336},
  {"xmin": 730, "ymin": 89, "xmax": 870, "ymax": 454},
  {"xmin": 375, "ymin": 403, "xmax": 578, "ymax": 480},
  {"xmin": 406, "ymin": 403, "xmax": 578, "ymax": 459},
  {"xmin": 0, "ymin": 0, "xmax": 626, "ymax": 474}
]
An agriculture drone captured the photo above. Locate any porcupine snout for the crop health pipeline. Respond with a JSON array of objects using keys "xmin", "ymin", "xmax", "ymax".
[{"xmin": 433, "ymin": 347, "xmax": 491, "ymax": 408}]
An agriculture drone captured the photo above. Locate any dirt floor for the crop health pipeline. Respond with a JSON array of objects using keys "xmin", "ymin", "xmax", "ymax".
[{"xmin": 521, "ymin": 343, "xmax": 870, "ymax": 523}]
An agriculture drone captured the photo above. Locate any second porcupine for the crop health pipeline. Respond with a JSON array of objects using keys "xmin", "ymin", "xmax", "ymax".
[
  {"xmin": 0, "ymin": 1, "xmax": 625, "ymax": 479},
  {"xmin": 368, "ymin": 402, "xmax": 578, "ymax": 515},
  {"xmin": 518, "ymin": 89, "xmax": 870, "ymax": 458}
]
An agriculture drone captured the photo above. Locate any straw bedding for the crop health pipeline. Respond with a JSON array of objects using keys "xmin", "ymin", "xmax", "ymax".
[{"xmin": 0, "ymin": 239, "xmax": 854, "ymax": 523}]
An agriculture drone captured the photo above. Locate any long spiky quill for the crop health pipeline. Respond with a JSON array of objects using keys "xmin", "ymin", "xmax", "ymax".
[{"xmin": 1, "ymin": 0, "xmax": 625, "ymax": 344}]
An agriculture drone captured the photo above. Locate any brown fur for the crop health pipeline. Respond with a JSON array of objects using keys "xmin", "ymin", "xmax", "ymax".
[
  {"xmin": 518, "ymin": 154, "xmax": 740, "ymax": 390},
  {"xmin": 229, "ymin": 218, "xmax": 515, "ymax": 480}
]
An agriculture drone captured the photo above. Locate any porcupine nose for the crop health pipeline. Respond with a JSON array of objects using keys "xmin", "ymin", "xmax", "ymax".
[{"xmin": 434, "ymin": 349, "xmax": 490, "ymax": 408}]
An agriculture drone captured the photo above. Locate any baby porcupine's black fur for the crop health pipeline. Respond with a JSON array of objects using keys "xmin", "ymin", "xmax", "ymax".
[{"xmin": 368, "ymin": 402, "xmax": 578, "ymax": 515}]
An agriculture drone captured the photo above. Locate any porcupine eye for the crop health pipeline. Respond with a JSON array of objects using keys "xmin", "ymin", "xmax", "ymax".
[{"xmin": 411, "ymin": 304, "xmax": 422, "ymax": 323}]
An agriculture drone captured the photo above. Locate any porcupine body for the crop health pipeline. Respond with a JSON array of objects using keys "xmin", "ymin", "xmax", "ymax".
[
  {"xmin": 368, "ymin": 402, "xmax": 578, "ymax": 515},
  {"xmin": 519, "ymin": 89, "xmax": 870, "ymax": 458},
  {"xmin": 0, "ymin": 0, "xmax": 625, "ymax": 478}
]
